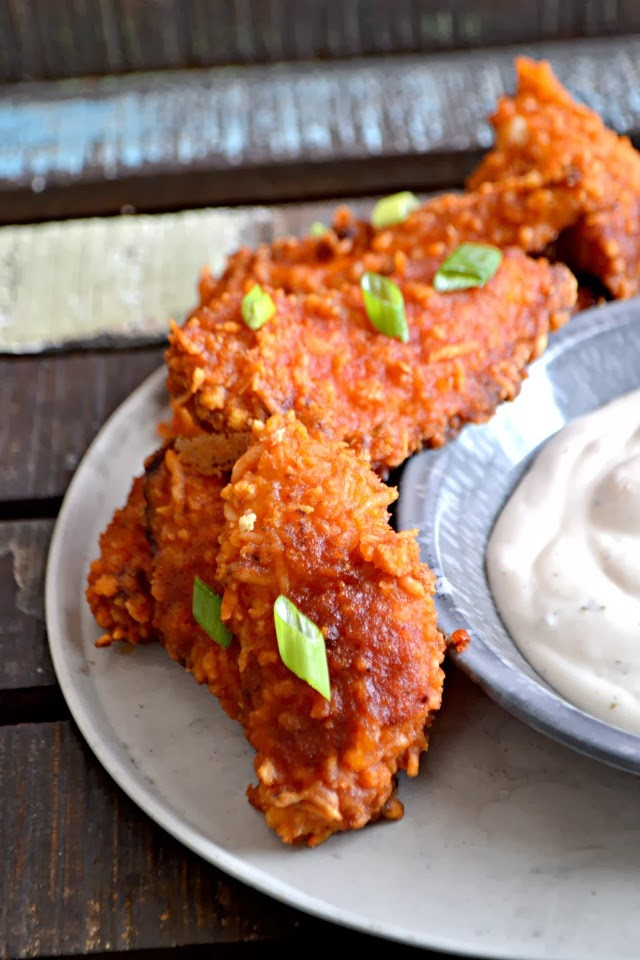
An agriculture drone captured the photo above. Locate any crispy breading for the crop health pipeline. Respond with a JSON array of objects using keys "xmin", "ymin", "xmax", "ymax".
[
  {"xmin": 202, "ymin": 176, "xmax": 587, "ymax": 300},
  {"xmin": 469, "ymin": 57, "xmax": 640, "ymax": 297},
  {"xmin": 468, "ymin": 58, "xmax": 614, "ymax": 191},
  {"xmin": 373, "ymin": 174, "xmax": 589, "ymax": 272},
  {"xmin": 87, "ymin": 417, "xmax": 448, "ymax": 845},
  {"xmin": 142, "ymin": 443, "xmax": 242, "ymax": 720},
  {"xmin": 87, "ymin": 439, "xmax": 242, "ymax": 714},
  {"xmin": 558, "ymin": 200, "xmax": 640, "ymax": 300},
  {"xmin": 86, "ymin": 475, "xmax": 155, "ymax": 647},
  {"xmin": 216, "ymin": 414, "xmax": 446, "ymax": 845},
  {"xmin": 167, "ymin": 250, "xmax": 577, "ymax": 473}
]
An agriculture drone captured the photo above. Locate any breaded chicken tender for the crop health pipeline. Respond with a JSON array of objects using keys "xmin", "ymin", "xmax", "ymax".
[
  {"xmin": 87, "ymin": 416, "xmax": 453, "ymax": 845},
  {"xmin": 216, "ymin": 414, "xmax": 447, "ymax": 845},
  {"xmin": 373, "ymin": 174, "xmax": 589, "ymax": 273},
  {"xmin": 87, "ymin": 438, "xmax": 243, "ymax": 714},
  {"xmin": 202, "ymin": 176, "xmax": 586, "ymax": 301},
  {"xmin": 87, "ymin": 434, "xmax": 247, "ymax": 710},
  {"xmin": 469, "ymin": 57, "xmax": 640, "ymax": 298},
  {"xmin": 167, "ymin": 250, "xmax": 577, "ymax": 473},
  {"xmin": 87, "ymin": 475, "xmax": 155, "ymax": 647},
  {"xmin": 559, "ymin": 200, "xmax": 640, "ymax": 300},
  {"xmin": 142, "ymin": 442, "xmax": 242, "ymax": 720}
]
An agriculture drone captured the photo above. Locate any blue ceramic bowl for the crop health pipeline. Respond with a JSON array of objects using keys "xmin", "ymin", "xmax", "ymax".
[{"xmin": 398, "ymin": 299, "xmax": 640, "ymax": 774}]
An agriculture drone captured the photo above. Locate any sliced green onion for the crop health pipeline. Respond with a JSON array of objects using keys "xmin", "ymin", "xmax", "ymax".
[
  {"xmin": 360, "ymin": 272, "xmax": 409, "ymax": 344},
  {"xmin": 433, "ymin": 243, "xmax": 503, "ymax": 293},
  {"xmin": 309, "ymin": 221, "xmax": 328, "ymax": 237},
  {"xmin": 371, "ymin": 191, "xmax": 420, "ymax": 229},
  {"xmin": 273, "ymin": 595, "xmax": 331, "ymax": 700},
  {"xmin": 241, "ymin": 284, "xmax": 276, "ymax": 331},
  {"xmin": 192, "ymin": 576, "xmax": 233, "ymax": 649}
]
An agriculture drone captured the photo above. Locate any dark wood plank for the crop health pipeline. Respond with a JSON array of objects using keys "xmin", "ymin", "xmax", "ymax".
[
  {"xmin": 0, "ymin": 153, "xmax": 478, "ymax": 226},
  {"xmin": 0, "ymin": 720, "xmax": 309, "ymax": 957},
  {"xmin": 1, "ymin": 0, "xmax": 639, "ymax": 82},
  {"xmin": 4, "ymin": 36, "xmax": 640, "ymax": 223},
  {"xmin": 0, "ymin": 347, "xmax": 163, "ymax": 500},
  {"xmin": 0, "ymin": 519, "xmax": 54, "ymax": 690},
  {"xmin": 0, "ymin": 720, "xmax": 447, "ymax": 959}
]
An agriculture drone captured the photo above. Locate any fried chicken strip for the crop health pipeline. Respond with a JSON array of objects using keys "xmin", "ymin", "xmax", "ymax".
[
  {"xmin": 202, "ymin": 175, "xmax": 587, "ymax": 300},
  {"xmin": 469, "ymin": 57, "xmax": 640, "ymax": 298},
  {"xmin": 142, "ymin": 441, "xmax": 242, "ymax": 720},
  {"xmin": 168, "ymin": 250, "xmax": 577, "ymax": 473},
  {"xmin": 87, "ymin": 415, "xmax": 451, "ymax": 845},
  {"xmin": 216, "ymin": 413, "xmax": 447, "ymax": 845},
  {"xmin": 87, "ymin": 475, "xmax": 155, "ymax": 647},
  {"xmin": 87, "ymin": 436, "xmax": 244, "ymax": 713}
]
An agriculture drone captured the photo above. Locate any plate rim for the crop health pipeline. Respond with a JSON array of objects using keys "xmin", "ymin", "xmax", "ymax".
[{"xmin": 398, "ymin": 297, "xmax": 640, "ymax": 776}]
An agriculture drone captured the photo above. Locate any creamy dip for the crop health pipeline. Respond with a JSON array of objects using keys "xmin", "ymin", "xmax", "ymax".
[{"xmin": 487, "ymin": 387, "xmax": 640, "ymax": 734}]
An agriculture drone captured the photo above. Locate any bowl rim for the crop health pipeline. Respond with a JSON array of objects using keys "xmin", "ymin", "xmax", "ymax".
[{"xmin": 398, "ymin": 297, "xmax": 640, "ymax": 775}]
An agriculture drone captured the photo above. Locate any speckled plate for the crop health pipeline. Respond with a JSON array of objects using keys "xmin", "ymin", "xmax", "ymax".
[
  {"xmin": 399, "ymin": 297, "xmax": 640, "ymax": 775},
  {"xmin": 46, "ymin": 302, "xmax": 640, "ymax": 960}
]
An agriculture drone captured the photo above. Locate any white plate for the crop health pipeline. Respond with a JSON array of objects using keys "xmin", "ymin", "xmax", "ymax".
[{"xmin": 46, "ymin": 362, "xmax": 640, "ymax": 960}]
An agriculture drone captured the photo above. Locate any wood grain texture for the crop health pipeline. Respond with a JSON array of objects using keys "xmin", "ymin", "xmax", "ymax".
[
  {"xmin": 0, "ymin": 721, "xmax": 314, "ymax": 958},
  {"xmin": 0, "ymin": 721, "xmax": 452, "ymax": 959},
  {"xmin": 0, "ymin": 0, "xmax": 636, "ymax": 82},
  {"xmin": 4, "ymin": 35, "xmax": 640, "ymax": 202},
  {"xmin": 0, "ymin": 152, "xmax": 474, "ymax": 226},
  {"xmin": 0, "ymin": 520, "xmax": 54, "ymax": 689},
  {"xmin": 0, "ymin": 347, "xmax": 163, "ymax": 500}
]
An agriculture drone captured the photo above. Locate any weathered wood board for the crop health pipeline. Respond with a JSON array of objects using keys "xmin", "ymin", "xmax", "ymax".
[
  {"xmin": 0, "ymin": 348, "xmax": 164, "ymax": 499},
  {"xmin": 0, "ymin": 721, "xmax": 323, "ymax": 958},
  {"xmin": 1, "ymin": 0, "xmax": 637, "ymax": 82},
  {"xmin": 0, "ymin": 520, "xmax": 54, "ymax": 690},
  {"xmin": 3, "ymin": 37, "xmax": 640, "ymax": 204}
]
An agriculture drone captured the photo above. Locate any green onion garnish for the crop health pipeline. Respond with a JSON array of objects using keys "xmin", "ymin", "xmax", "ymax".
[
  {"xmin": 192, "ymin": 577, "xmax": 233, "ymax": 649},
  {"xmin": 433, "ymin": 243, "xmax": 503, "ymax": 293},
  {"xmin": 241, "ymin": 284, "xmax": 276, "ymax": 331},
  {"xmin": 360, "ymin": 272, "xmax": 409, "ymax": 344},
  {"xmin": 371, "ymin": 191, "xmax": 420, "ymax": 229},
  {"xmin": 309, "ymin": 221, "xmax": 328, "ymax": 237},
  {"xmin": 273, "ymin": 595, "xmax": 331, "ymax": 700}
]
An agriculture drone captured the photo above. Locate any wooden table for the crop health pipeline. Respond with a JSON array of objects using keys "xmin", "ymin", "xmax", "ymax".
[{"xmin": 2, "ymin": 30, "xmax": 640, "ymax": 960}]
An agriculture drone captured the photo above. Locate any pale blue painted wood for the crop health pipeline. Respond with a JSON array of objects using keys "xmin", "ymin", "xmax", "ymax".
[{"xmin": 2, "ymin": 36, "xmax": 640, "ymax": 191}]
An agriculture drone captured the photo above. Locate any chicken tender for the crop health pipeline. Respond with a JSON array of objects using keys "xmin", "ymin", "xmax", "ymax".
[
  {"xmin": 469, "ymin": 57, "xmax": 640, "ymax": 298},
  {"xmin": 374, "ymin": 174, "xmax": 589, "ymax": 274},
  {"xmin": 216, "ymin": 413, "xmax": 448, "ymax": 845},
  {"xmin": 87, "ymin": 416, "xmax": 455, "ymax": 845},
  {"xmin": 142, "ymin": 442, "xmax": 242, "ymax": 720},
  {"xmin": 168, "ymin": 250, "xmax": 577, "ymax": 473},
  {"xmin": 88, "ymin": 437, "xmax": 243, "ymax": 714},
  {"xmin": 86, "ymin": 475, "xmax": 155, "ymax": 647},
  {"xmin": 559, "ymin": 201, "xmax": 640, "ymax": 300},
  {"xmin": 203, "ymin": 176, "xmax": 586, "ymax": 301}
]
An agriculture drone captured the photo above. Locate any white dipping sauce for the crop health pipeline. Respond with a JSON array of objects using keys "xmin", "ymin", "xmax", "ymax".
[{"xmin": 487, "ymin": 387, "xmax": 640, "ymax": 734}]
